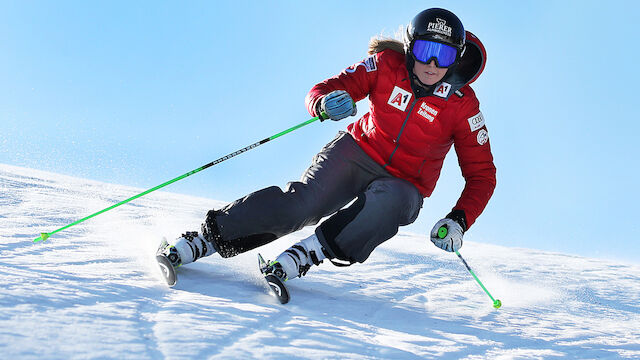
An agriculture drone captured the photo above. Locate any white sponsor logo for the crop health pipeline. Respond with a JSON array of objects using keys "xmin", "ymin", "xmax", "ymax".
[
  {"xmin": 477, "ymin": 129, "xmax": 489, "ymax": 145},
  {"xmin": 433, "ymin": 82, "xmax": 451, "ymax": 98},
  {"xmin": 467, "ymin": 112, "xmax": 485, "ymax": 132},
  {"xmin": 417, "ymin": 102, "xmax": 439, "ymax": 122},
  {"xmin": 345, "ymin": 55, "xmax": 378, "ymax": 73},
  {"xmin": 387, "ymin": 86, "xmax": 412, "ymax": 111},
  {"xmin": 427, "ymin": 18, "xmax": 452, "ymax": 37}
]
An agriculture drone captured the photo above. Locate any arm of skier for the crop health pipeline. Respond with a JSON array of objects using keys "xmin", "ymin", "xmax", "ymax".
[
  {"xmin": 450, "ymin": 99, "xmax": 497, "ymax": 229},
  {"xmin": 305, "ymin": 53, "xmax": 380, "ymax": 120},
  {"xmin": 430, "ymin": 98, "xmax": 496, "ymax": 252}
]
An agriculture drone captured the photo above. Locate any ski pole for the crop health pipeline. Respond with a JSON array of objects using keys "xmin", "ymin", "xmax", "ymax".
[
  {"xmin": 33, "ymin": 115, "xmax": 322, "ymax": 243},
  {"xmin": 437, "ymin": 226, "xmax": 502, "ymax": 309}
]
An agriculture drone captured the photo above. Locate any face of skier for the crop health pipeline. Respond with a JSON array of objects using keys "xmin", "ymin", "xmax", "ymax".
[{"xmin": 413, "ymin": 60, "xmax": 448, "ymax": 86}]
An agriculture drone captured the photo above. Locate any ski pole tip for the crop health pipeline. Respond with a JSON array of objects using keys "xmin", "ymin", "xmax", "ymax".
[
  {"xmin": 493, "ymin": 299, "xmax": 502, "ymax": 309},
  {"xmin": 33, "ymin": 232, "xmax": 50, "ymax": 243}
]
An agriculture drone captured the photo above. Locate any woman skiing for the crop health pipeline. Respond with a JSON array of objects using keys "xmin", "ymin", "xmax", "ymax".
[{"xmin": 158, "ymin": 8, "xmax": 496, "ymax": 299}]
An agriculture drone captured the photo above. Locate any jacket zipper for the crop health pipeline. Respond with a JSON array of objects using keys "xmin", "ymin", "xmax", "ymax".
[
  {"xmin": 384, "ymin": 99, "xmax": 418, "ymax": 168},
  {"xmin": 417, "ymin": 159, "xmax": 427, "ymax": 176}
]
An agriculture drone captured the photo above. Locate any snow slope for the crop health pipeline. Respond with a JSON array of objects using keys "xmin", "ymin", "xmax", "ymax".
[{"xmin": 1, "ymin": 163, "xmax": 639, "ymax": 359}]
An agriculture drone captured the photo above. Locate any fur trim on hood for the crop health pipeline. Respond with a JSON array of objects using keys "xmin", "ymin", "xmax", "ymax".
[{"xmin": 368, "ymin": 38, "xmax": 404, "ymax": 56}]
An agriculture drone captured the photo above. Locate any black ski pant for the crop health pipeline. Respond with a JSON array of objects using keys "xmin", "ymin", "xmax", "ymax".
[{"xmin": 208, "ymin": 131, "xmax": 423, "ymax": 263}]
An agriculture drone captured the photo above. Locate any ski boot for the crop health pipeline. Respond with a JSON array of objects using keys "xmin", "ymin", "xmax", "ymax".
[
  {"xmin": 156, "ymin": 231, "xmax": 217, "ymax": 287},
  {"xmin": 258, "ymin": 254, "xmax": 290, "ymax": 304},
  {"xmin": 258, "ymin": 234, "xmax": 328, "ymax": 304}
]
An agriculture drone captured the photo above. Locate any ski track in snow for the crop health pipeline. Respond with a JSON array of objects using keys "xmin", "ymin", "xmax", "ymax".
[{"xmin": 1, "ymin": 163, "xmax": 639, "ymax": 359}]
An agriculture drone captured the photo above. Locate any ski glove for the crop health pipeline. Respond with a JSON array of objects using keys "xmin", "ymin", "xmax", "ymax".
[
  {"xmin": 430, "ymin": 211, "xmax": 467, "ymax": 252},
  {"xmin": 319, "ymin": 90, "xmax": 357, "ymax": 121}
]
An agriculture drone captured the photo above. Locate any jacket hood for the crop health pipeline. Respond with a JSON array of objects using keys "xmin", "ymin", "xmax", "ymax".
[{"xmin": 447, "ymin": 30, "xmax": 487, "ymax": 88}]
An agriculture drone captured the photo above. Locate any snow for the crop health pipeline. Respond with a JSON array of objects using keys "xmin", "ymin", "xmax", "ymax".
[{"xmin": 1, "ymin": 163, "xmax": 639, "ymax": 359}]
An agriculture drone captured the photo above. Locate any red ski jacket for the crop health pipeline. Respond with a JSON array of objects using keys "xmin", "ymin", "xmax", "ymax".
[{"xmin": 306, "ymin": 32, "xmax": 496, "ymax": 228}]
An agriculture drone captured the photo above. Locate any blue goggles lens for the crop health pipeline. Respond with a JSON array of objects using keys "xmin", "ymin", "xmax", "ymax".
[{"xmin": 411, "ymin": 40, "xmax": 458, "ymax": 67}]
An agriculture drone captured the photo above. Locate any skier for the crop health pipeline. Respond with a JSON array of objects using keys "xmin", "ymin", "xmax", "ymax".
[{"xmin": 159, "ymin": 8, "xmax": 496, "ymax": 295}]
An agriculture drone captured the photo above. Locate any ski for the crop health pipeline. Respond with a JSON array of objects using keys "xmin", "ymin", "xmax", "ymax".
[
  {"xmin": 156, "ymin": 238, "xmax": 178, "ymax": 287},
  {"xmin": 156, "ymin": 254, "xmax": 177, "ymax": 287},
  {"xmin": 258, "ymin": 253, "xmax": 290, "ymax": 304}
]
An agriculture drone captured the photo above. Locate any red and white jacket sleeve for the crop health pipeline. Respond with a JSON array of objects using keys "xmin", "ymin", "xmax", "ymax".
[
  {"xmin": 305, "ymin": 54, "xmax": 380, "ymax": 117},
  {"xmin": 451, "ymin": 98, "xmax": 497, "ymax": 228}
]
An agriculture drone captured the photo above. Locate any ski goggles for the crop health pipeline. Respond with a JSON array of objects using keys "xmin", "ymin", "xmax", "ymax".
[{"xmin": 411, "ymin": 39, "xmax": 459, "ymax": 68}]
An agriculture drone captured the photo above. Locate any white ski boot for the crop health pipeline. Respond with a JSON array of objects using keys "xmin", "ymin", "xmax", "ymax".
[
  {"xmin": 272, "ymin": 233, "xmax": 328, "ymax": 280},
  {"xmin": 156, "ymin": 231, "xmax": 217, "ymax": 286},
  {"xmin": 157, "ymin": 231, "xmax": 217, "ymax": 268},
  {"xmin": 258, "ymin": 234, "xmax": 328, "ymax": 303}
]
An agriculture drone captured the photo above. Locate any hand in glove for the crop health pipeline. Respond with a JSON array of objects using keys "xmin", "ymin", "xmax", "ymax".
[
  {"xmin": 318, "ymin": 90, "xmax": 357, "ymax": 121},
  {"xmin": 430, "ymin": 211, "xmax": 467, "ymax": 252}
]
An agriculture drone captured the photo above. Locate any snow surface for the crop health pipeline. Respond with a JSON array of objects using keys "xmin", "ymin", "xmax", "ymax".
[{"xmin": 1, "ymin": 163, "xmax": 639, "ymax": 359}]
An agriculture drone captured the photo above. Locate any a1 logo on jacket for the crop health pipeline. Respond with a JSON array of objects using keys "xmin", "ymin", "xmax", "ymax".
[
  {"xmin": 387, "ymin": 86, "xmax": 413, "ymax": 111},
  {"xmin": 433, "ymin": 82, "xmax": 452, "ymax": 98}
]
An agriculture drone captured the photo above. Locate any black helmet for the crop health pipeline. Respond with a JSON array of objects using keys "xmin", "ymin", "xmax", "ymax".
[{"xmin": 404, "ymin": 8, "xmax": 465, "ymax": 53}]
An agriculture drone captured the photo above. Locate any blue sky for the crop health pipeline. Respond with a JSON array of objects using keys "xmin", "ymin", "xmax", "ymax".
[{"xmin": 1, "ymin": 1, "xmax": 639, "ymax": 262}]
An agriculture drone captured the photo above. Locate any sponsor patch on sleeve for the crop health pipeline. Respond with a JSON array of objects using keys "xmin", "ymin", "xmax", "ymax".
[
  {"xmin": 364, "ymin": 55, "xmax": 377, "ymax": 72},
  {"xmin": 467, "ymin": 112, "xmax": 485, "ymax": 132},
  {"xmin": 477, "ymin": 129, "xmax": 489, "ymax": 145},
  {"xmin": 345, "ymin": 55, "xmax": 378, "ymax": 73}
]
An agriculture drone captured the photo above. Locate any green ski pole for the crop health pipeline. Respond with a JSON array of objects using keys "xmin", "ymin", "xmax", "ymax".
[
  {"xmin": 438, "ymin": 225, "xmax": 502, "ymax": 309},
  {"xmin": 33, "ymin": 115, "xmax": 322, "ymax": 243}
]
